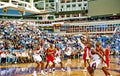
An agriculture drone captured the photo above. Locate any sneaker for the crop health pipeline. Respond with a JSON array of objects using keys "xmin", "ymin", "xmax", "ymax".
[
  {"xmin": 61, "ymin": 68, "xmax": 65, "ymax": 72},
  {"xmin": 83, "ymin": 68, "xmax": 87, "ymax": 72},
  {"xmin": 45, "ymin": 69, "xmax": 48, "ymax": 74},
  {"xmin": 32, "ymin": 71, "xmax": 37, "ymax": 76},
  {"xmin": 41, "ymin": 70, "xmax": 45, "ymax": 75},
  {"xmin": 52, "ymin": 68, "xmax": 55, "ymax": 73},
  {"xmin": 49, "ymin": 69, "xmax": 52, "ymax": 73}
]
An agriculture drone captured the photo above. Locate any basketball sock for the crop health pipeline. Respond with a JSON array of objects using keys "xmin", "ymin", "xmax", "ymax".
[
  {"xmin": 32, "ymin": 71, "xmax": 37, "ymax": 76},
  {"xmin": 41, "ymin": 70, "xmax": 45, "ymax": 75}
]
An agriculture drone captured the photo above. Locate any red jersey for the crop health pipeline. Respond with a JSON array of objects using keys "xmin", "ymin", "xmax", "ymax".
[
  {"xmin": 105, "ymin": 48, "xmax": 110, "ymax": 67},
  {"xmin": 46, "ymin": 49, "xmax": 55, "ymax": 62},
  {"xmin": 83, "ymin": 46, "xmax": 90, "ymax": 60}
]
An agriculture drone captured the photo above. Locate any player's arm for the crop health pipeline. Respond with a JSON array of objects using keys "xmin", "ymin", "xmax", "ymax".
[
  {"xmin": 86, "ymin": 30, "xmax": 90, "ymax": 44},
  {"xmin": 45, "ymin": 48, "xmax": 48, "ymax": 55},
  {"xmin": 53, "ymin": 48, "xmax": 56, "ymax": 55},
  {"xmin": 60, "ymin": 52, "xmax": 63, "ymax": 57},
  {"xmin": 100, "ymin": 46, "xmax": 105, "ymax": 56}
]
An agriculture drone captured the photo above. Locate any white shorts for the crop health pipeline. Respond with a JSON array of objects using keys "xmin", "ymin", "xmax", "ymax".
[
  {"xmin": 33, "ymin": 54, "xmax": 42, "ymax": 62},
  {"xmin": 54, "ymin": 57, "xmax": 61, "ymax": 64},
  {"xmin": 90, "ymin": 59, "xmax": 101, "ymax": 69}
]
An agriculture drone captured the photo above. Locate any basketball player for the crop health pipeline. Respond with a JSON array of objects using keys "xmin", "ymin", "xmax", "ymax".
[
  {"xmin": 83, "ymin": 43, "xmax": 91, "ymax": 71},
  {"xmin": 54, "ymin": 46, "xmax": 65, "ymax": 71},
  {"xmin": 104, "ymin": 45, "xmax": 110, "ymax": 68},
  {"xmin": 102, "ymin": 45, "xmax": 112, "ymax": 76},
  {"xmin": 82, "ymin": 30, "xmax": 91, "ymax": 71},
  {"xmin": 95, "ymin": 41, "xmax": 105, "ymax": 56},
  {"xmin": 64, "ymin": 44, "xmax": 72, "ymax": 64},
  {"xmin": 64, "ymin": 44, "xmax": 72, "ymax": 75},
  {"xmin": 95, "ymin": 42, "xmax": 112, "ymax": 76},
  {"xmin": 45, "ymin": 43, "xmax": 55, "ymax": 73},
  {"xmin": 39, "ymin": 40, "xmax": 46, "ymax": 61},
  {"xmin": 32, "ymin": 44, "xmax": 45, "ymax": 76},
  {"xmin": 87, "ymin": 46, "xmax": 106, "ymax": 76}
]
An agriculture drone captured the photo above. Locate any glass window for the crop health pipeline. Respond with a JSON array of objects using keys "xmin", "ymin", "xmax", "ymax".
[
  {"xmin": 61, "ymin": 5, "xmax": 64, "ymax": 8},
  {"xmin": 66, "ymin": 0, "xmax": 70, "ymax": 3},
  {"xmin": 78, "ymin": 4, "xmax": 81, "ymax": 7},
  {"xmin": 48, "ymin": 16, "xmax": 54, "ymax": 20},
  {"xmin": 61, "ymin": 15, "xmax": 65, "ymax": 18},
  {"xmin": 83, "ymin": 7, "xmax": 85, "ymax": 10},
  {"xmin": 72, "ymin": 0, "xmax": 76, "ymax": 2},
  {"xmin": 49, "ymin": 0, "xmax": 54, "ymax": 2},
  {"xmin": 39, "ymin": 16, "xmax": 43, "ymax": 20},
  {"xmin": 1, "ymin": 0, "xmax": 9, "ymax": 2},
  {"xmin": 34, "ymin": 0, "xmax": 39, "ymax": 2},
  {"xmin": 61, "ymin": 0, "xmax": 65, "ymax": 3},
  {"xmin": 77, "ymin": 0, "xmax": 82, "ymax": 2},
  {"xmin": 72, "ymin": 4, "xmax": 76, "ymax": 7},
  {"xmin": 84, "ymin": 3, "xmax": 87, "ymax": 6},
  {"xmin": 66, "ymin": 14, "xmax": 70, "ymax": 17},
  {"xmin": 67, "ymin": 5, "xmax": 70, "ymax": 8},
  {"xmin": 55, "ymin": 15, "xmax": 59, "ymax": 18}
]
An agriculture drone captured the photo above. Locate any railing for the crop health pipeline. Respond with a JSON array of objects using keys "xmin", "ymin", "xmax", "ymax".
[{"xmin": 0, "ymin": 0, "xmax": 40, "ymax": 13}]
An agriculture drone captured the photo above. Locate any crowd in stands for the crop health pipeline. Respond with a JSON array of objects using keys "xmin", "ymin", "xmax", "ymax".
[{"xmin": 0, "ymin": 20, "xmax": 120, "ymax": 65}]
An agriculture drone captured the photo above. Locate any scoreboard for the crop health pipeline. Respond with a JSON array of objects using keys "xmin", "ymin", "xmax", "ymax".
[{"xmin": 88, "ymin": 0, "xmax": 120, "ymax": 16}]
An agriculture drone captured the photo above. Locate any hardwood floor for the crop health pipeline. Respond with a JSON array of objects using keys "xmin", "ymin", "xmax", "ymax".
[{"xmin": 0, "ymin": 56, "xmax": 120, "ymax": 76}]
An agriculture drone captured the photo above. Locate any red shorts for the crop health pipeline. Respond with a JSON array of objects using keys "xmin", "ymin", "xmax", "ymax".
[
  {"xmin": 46, "ymin": 55, "xmax": 54, "ymax": 62},
  {"xmin": 105, "ymin": 57, "xmax": 110, "ymax": 67}
]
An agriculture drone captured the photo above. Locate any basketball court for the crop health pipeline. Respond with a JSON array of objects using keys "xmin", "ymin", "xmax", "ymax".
[
  {"xmin": 0, "ymin": 0, "xmax": 120, "ymax": 76},
  {"xmin": 0, "ymin": 56, "xmax": 120, "ymax": 76}
]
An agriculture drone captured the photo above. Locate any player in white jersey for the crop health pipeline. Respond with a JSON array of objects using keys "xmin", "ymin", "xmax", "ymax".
[
  {"xmin": 54, "ymin": 46, "xmax": 65, "ymax": 71},
  {"xmin": 32, "ymin": 44, "xmax": 45, "ymax": 76},
  {"xmin": 87, "ymin": 47, "xmax": 105, "ymax": 76},
  {"xmin": 95, "ymin": 42, "xmax": 112, "ymax": 76},
  {"xmin": 64, "ymin": 45, "xmax": 72, "ymax": 75},
  {"xmin": 87, "ymin": 46, "xmax": 112, "ymax": 76},
  {"xmin": 64, "ymin": 45, "xmax": 72, "ymax": 57}
]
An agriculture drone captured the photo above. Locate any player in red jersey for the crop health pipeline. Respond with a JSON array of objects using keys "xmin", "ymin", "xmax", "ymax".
[
  {"xmin": 104, "ymin": 45, "xmax": 110, "ymax": 68},
  {"xmin": 45, "ymin": 43, "xmax": 55, "ymax": 73},
  {"xmin": 82, "ymin": 30, "xmax": 91, "ymax": 71},
  {"xmin": 83, "ymin": 43, "xmax": 91, "ymax": 71}
]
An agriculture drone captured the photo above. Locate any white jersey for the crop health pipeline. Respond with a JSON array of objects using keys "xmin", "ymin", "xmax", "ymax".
[
  {"xmin": 54, "ymin": 49, "xmax": 62, "ymax": 64},
  {"xmin": 91, "ymin": 54, "xmax": 100, "ymax": 61},
  {"xmin": 90, "ymin": 53, "xmax": 101, "ymax": 68},
  {"xmin": 39, "ymin": 47, "xmax": 44, "ymax": 56},
  {"xmin": 33, "ymin": 49, "xmax": 42, "ymax": 62},
  {"xmin": 65, "ymin": 46, "xmax": 72, "ymax": 56},
  {"xmin": 34, "ymin": 47, "xmax": 44, "ymax": 55},
  {"xmin": 34, "ymin": 49, "xmax": 41, "ymax": 55},
  {"xmin": 55, "ymin": 49, "xmax": 61, "ymax": 58}
]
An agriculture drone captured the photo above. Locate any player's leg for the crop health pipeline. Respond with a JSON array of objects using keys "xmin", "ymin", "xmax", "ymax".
[
  {"xmin": 51, "ymin": 61, "xmax": 55, "ymax": 73},
  {"xmin": 83, "ymin": 59, "xmax": 87, "ymax": 71},
  {"xmin": 59, "ymin": 61, "xmax": 65, "ymax": 71},
  {"xmin": 40, "ymin": 61, "xmax": 45, "ymax": 75},
  {"xmin": 87, "ymin": 65, "xmax": 94, "ymax": 76},
  {"xmin": 102, "ymin": 67, "xmax": 112, "ymax": 76},
  {"xmin": 33, "ymin": 61, "xmax": 40, "ymax": 76},
  {"xmin": 45, "ymin": 62, "xmax": 49, "ymax": 73}
]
